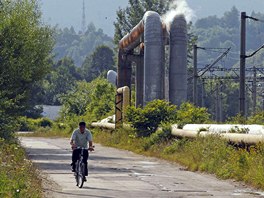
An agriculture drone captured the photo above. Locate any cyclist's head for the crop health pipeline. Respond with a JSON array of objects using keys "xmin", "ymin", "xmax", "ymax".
[{"xmin": 79, "ymin": 122, "xmax": 86, "ymax": 133}]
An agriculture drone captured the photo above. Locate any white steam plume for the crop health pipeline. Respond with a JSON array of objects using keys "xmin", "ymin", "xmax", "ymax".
[{"xmin": 163, "ymin": 0, "xmax": 195, "ymax": 24}]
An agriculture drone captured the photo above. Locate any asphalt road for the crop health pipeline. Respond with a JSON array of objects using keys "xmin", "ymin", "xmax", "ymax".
[{"xmin": 20, "ymin": 137, "xmax": 264, "ymax": 198}]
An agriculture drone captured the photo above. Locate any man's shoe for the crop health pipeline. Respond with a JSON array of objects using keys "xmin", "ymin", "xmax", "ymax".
[
  {"xmin": 71, "ymin": 163, "xmax": 75, "ymax": 172},
  {"xmin": 84, "ymin": 177, "xmax": 87, "ymax": 182}
]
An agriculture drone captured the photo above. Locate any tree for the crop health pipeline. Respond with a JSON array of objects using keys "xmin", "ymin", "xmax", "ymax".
[
  {"xmin": 81, "ymin": 45, "xmax": 115, "ymax": 82},
  {"xmin": 221, "ymin": 6, "xmax": 239, "ymax": 28},
  {"xmin": 0, "ymin": 0, "xmax": 53, "ymax": 138},
  {"xmin": 40, "ymin": 57, "xmax": 81, "ymax": 105},
  {"xmin": 59, "ymin": 78, "xmax": 115, "ymax": 121},
  {"xmin": 54, "ymin": 23, "xmax": 113, "ymax": 67}
]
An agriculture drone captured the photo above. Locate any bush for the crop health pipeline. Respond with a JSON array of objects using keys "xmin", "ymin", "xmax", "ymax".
[
  {"xmin": 143, "ymin": 123, "xmax": 172, "ymax": 150},
  {"xmin": 126, "ymin": 100, "xmax": 177, "ymax": 136},
  {"xmin": 227, "ymin": 111, "xmax": 264, "ymax": 125},
  {"xmin": 247, "ymin": 111, "xmax": 264, "ymax": 125},
  {"xmin": 18, "ymin": 117, "xmax": 53, "ymax": 131},
  {"xmin": 176, "ymin": 103, "xmax": 211, "ymax": 128},
  {"xmin": 38, "ymin": 117, "xmax": 53, "ymax": 128},
  {"xmin": 227, "ymin": 114, "xmax": 247, "ymax": 124},
  {"xmin": 18, "ymin": 117, "xmax": 37, "ymax": 131}
]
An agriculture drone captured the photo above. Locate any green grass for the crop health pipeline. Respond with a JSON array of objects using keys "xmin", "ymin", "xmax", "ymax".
[
  {"xmin": 92, "ymin": 128, "xmax": 264, "ymax": 190},
  {"xmin": 0, "ymin": 138, "xmax": 42, "ymax": 197}
]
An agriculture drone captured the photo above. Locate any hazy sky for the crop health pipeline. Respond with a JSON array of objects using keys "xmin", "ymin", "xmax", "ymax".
[{"xmin": 40, "ymin": 0, "xmax": 264, "ymax": 36}]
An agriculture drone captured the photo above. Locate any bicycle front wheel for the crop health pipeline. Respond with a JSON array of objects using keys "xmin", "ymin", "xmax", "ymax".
[{"xmin": 77, "ymin": 162, "xmax": 85, "ymax": 188}]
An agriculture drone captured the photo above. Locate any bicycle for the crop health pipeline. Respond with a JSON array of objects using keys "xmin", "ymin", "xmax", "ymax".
[{"xmin": 74, "ymin": 147, "xmax": 94, "ymax": 188}]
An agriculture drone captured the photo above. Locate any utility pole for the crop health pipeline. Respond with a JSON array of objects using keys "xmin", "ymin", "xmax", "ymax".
[
  {"xmin": 193, "ymin": 44, "xmax": 198, "ymax": 105},
  {"xmin": 201, "ymin": 79, "xmax": 205, "ymax": 107},
  {"xmin": 262, "ymin": 92, "xmax": 264, "ymax": 111},
  {"xmin": 215, "ymin": 82, "xmax": 219, "ymax": 122},
  {"xmin": 219, "ymin": 81, "xmax": 223, "ymax": 122},
  {"xmin": 240, "ymin": 12, "xmax": 246, "ymax": 116},
  {"xmin": 252, "ymin": 66, "xmax": 257, "ymax": 114}
]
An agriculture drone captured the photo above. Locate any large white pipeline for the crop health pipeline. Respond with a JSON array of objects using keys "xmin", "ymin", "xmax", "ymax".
[
  {"xmin": 183, "ymin": 124, "xmax": 264, "ymax": 135},
  {"xmin": 171, "ymin": 125, "xmax": 264, "ymax": 144}
]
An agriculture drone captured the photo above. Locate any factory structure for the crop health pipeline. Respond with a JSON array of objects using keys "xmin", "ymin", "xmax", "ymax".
[{"xmin": 113, "ymin": 11, "xmax": 188, "ymax": 123}]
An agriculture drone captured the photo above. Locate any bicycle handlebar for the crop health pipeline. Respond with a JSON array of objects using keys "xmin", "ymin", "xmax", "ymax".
[{"xmin": 74, "ymin": 146, "xmax": 95, "ymax": 151}]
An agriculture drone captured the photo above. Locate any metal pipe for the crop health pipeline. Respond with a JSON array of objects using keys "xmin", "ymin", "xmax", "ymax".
[
  {"xmin": 117, "ymin": 86, "xmax": 130, "ymax": 119},
  {"xmin": 91, "ymin": 122, "xmax": 115, "ymax": 130},
  {"xmin": 117, "ymin": 50, "xmax": 132, "ymax": 90},
  {"xmin": 136, "ymin": 49, "xmax": 144, "ymax": 107},
  {"xmin": 143, "ymin": 11, "xmax": 165, "ymax": 105},
  {"xmin": 169, "ymin": 15, "xmax": 188, "ymax": 106},
  {"xmin": 171, "ymin": 124, "xmax": 264, "ymax": 144},
  {"xmin": 119, "ymin": 20, "xmax": 144, "ymax": 51}
]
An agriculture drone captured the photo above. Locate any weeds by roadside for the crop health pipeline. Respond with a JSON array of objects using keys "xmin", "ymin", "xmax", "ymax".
[
  {"xmin": 93, "ymin": 128, "xmax": 264, "ymax": 190},
  {"xmin": 0, "ymin": 138, "xmax": 42, "ymax": 197}
]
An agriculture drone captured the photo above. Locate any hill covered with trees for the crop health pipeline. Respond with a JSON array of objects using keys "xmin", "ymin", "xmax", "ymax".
[
  {"xmin": 53, "ymin": 23, "xmax": 114, "ymax": 67},
  {"xmin": 193, "ymin": 6, "xmax": 264, "ymax": 68}
]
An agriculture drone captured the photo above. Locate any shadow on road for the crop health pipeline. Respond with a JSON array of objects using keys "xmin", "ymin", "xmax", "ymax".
[
  {"xmin": 26, "ymin": 147, "xmax": 142, "ymax": 174},
  {"xmin": 43, "ymin": 188, "xmax": 115, "ymax": 198}
]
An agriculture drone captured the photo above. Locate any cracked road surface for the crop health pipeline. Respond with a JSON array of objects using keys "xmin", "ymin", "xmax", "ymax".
[{"xmin": 20, "ymin": 137, "xmax": 264, "ymax": 198}]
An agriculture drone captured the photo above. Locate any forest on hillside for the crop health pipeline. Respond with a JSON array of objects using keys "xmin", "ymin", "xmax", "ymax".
[
  {"xmin": 53, "ymin": 23, "xmax": 114, "ymax": 67},
  {"xmin": 193, "ymin": 6, "xmax": 264, "ymax": 69}
]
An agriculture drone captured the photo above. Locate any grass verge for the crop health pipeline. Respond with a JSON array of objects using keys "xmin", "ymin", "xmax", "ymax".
[
  {"xmin": 0, "ymin": 138, "xmax": 42, "ymax": 198},
  {"xmin": 92, "ymin": 128, "xmax": 264, "ymax": 190}
]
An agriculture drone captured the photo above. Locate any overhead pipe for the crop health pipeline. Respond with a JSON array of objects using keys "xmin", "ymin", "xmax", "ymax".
[
  {"xmin": 119, "ymin": 20, "xmax": 144, "ymax": 52},
  {"xmin": 119, "ymin": 18, "xmax": 168, "ymax": 52},
  {"xmin": 169, "ymin": 15, "xmax": 188, "ymax": 105}
]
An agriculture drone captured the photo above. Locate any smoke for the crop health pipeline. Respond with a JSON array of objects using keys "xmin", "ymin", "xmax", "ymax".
[{"xmin": 163, "ymin": 0, "xmax": 195, "ymax": 24}]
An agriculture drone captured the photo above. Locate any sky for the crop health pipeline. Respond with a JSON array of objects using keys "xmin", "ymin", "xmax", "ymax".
[{"xmin": 40, "ymin": 0, "xmax": 264, "ymax": 36}]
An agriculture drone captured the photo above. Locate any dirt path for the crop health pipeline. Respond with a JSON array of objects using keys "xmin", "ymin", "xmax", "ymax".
[{"xmin": 20, "ymin": 137, "xmax": 264, "ymax": 198}]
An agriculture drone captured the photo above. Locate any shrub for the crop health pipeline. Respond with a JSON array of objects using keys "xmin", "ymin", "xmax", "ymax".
[
  {"xmin": 18, "ymin": 117, "xmax": 37, "ymax": 131},
  {"xmin": 126, "ymin": 100, "xmax": 177, "ymax": 136},
  {"xmin": 247, "ymin": 111, "xmax": 264, "ymax": 125},
  {"xmin": 38, "ymin": 117, "xmax": 53, "ymax": 128},
  {"xmin": 143, "ymin": 123, "xmax": 172, "ymax": 150},
  {"xmin": 227, "ymin": 113, "xmax": 247, "ymax": 124},
  {"xmin": 18, "ymin": 117, "xmax": 53, "ymax": 131},
  {"xmin": 176, "ymin": 102, "xmax": 211, "ymax": 128}
]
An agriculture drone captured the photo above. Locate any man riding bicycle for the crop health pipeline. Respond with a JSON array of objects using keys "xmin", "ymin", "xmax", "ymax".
[{"xmin": 70, "ymin": 122, "xmax": 93, "ymax": 180}]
